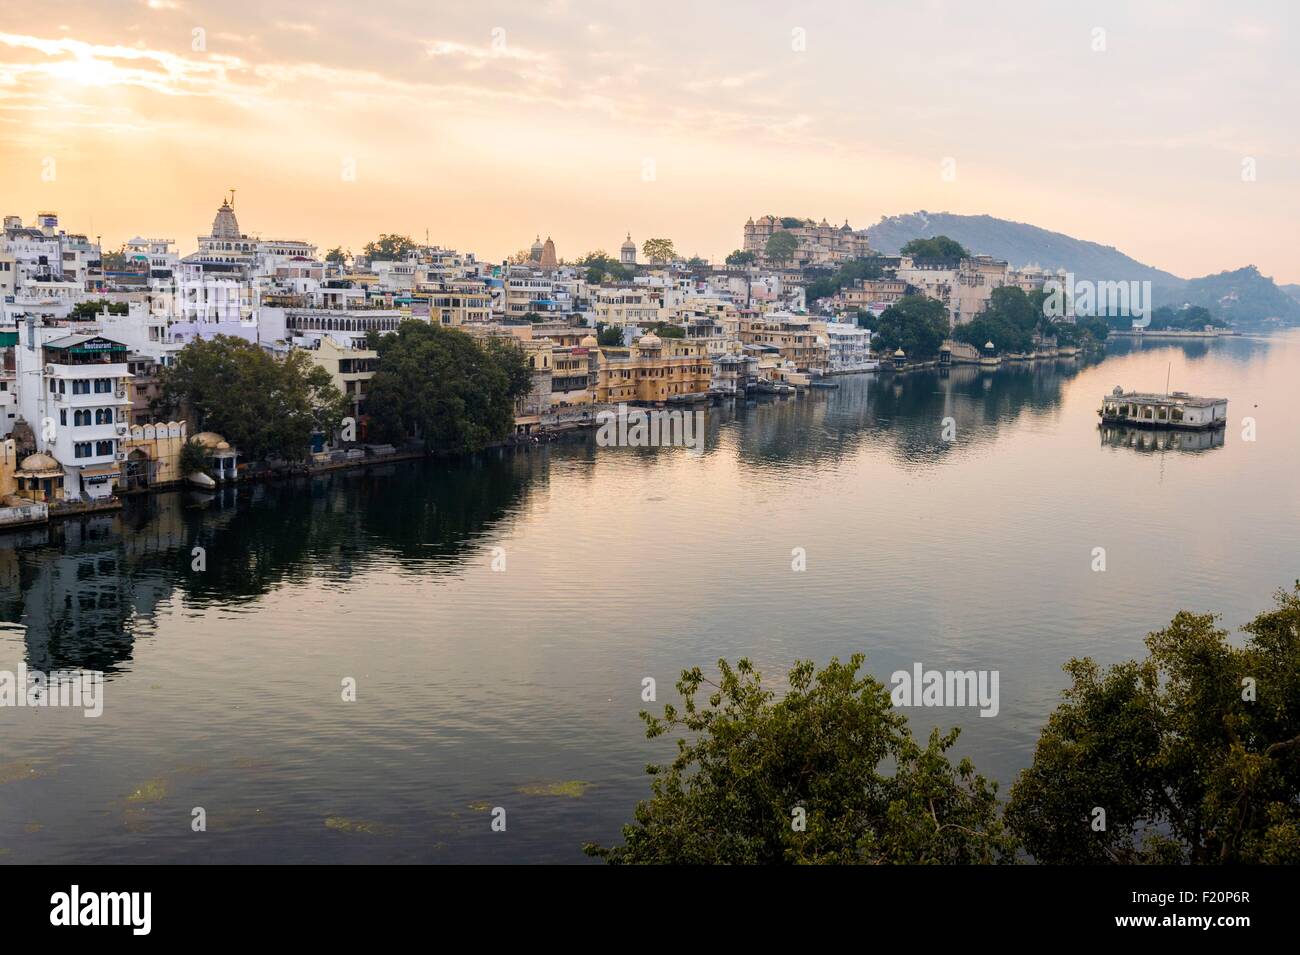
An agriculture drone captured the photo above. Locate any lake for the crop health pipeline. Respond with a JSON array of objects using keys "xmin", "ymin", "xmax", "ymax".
[{"xmin": 2, "ymin": 331, "xmax": 1297, "ymax": 863}]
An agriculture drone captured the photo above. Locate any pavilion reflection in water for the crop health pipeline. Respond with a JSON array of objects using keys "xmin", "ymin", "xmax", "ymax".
[{"xmin": 1100, "ymin": 424, "xmax": 1225, "ymax": 452}]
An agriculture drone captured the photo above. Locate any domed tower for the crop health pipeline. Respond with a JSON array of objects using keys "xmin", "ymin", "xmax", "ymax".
[
  {"xmin": 210, "ymin": 193, "xmax": 242, "ymax": 240},
  {"xmin": 529, "ymin": 235, "xmax": 544, "ymax": 263},
  {"xmin": 539, "ymin": 236, "xmax": 558, "ymax": 270},
  {"xmin": 620, "ymin": 233, "xmax": 636, "ymax": 266}
]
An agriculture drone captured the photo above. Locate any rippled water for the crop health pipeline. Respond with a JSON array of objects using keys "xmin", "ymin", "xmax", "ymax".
[{"xmin": 2, "ymin": 331, "xmax": 1297, "ymax": 863}]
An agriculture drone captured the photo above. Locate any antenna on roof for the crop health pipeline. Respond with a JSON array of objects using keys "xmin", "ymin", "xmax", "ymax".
[{"xmin": 1166, "ymin": 361, "xmax": 1171, "ymax": 396}]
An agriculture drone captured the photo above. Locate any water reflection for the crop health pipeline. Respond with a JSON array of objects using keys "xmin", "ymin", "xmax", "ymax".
[
  {"xmin": 2, "ymin": 355, "xmax": 1110, "ymax": 676},
  {"xmin": 1100, "ymin": 424, "xmax": 1226, "ymax": 453},
  {"xmin": 1, "ymin": 449, "xmax": 542, "ymax": 674},
  {"xmin": 726, "ymin": 355, "xmax": 1101, "ymax": 468}
]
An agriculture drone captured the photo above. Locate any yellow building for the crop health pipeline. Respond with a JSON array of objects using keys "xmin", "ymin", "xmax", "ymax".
[
  {"xmin": 738, "ymin": 313, "xmax": 828, "ymax": 372},
  {"xmin": 11, "ymin": 450, "xmax": 66, "ymax": 503},
  {"xmin": 594, "ymin": 332, "xmax": 712, "ymax": 404},
  {"xmin": 420, "ymin": 279, "xmax": 492, "ymax": 326}
]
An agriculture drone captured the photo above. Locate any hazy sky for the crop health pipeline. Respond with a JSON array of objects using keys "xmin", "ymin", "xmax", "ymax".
[{"xmin": 1, "ymin": 0, "xmax": 1296, "ymax": 281}]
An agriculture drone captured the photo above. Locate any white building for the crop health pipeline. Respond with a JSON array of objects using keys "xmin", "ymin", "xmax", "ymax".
[
  {"xmin": 13, "ymin": 320, "xmax": 133, "ymax": 500},
  {"xmin": 824, "ymin": 321, "xmax": 876, "ymax": 373}
]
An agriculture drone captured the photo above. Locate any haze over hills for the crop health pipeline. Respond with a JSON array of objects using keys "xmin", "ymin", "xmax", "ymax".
[
  {"xmin": 864, "ymin": 211, "xmax": 1300, "ymax": 325},
  {"xmin": 866, "ymin": 211, "xmax": 1184, "ymax": 285}
]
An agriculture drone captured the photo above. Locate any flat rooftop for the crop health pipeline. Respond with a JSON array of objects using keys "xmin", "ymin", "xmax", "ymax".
[{"xmin": 1108, "ymin": 391, "xmax": 1227, "ymax": 407}]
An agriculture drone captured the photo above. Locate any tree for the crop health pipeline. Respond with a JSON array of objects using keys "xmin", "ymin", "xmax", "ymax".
[
  {"xmin": 362, "ymin": 234, "xmax": 417, "ymax": 261},
  {"xmin": 900, "ymin": 236, "xmax": 969, "ymax": 259},
  {"xmin": 649, "ymin": 322, "xmax": 685, "ymax": 338},
  {"xmin": 595, "ymin": 322, "xmax": 623, "ymax": 347},
  {"xmin": 364, "ymin": 321, "xmax": 529, "ymax": 453},
  {"xmin": 726, "ymin": 250, "xmax": 756, "ymax": 267},
  {"xmin": 804, "ymin": 258, "xmax": 886, "ymax": 311},
  {"xmin": 872, "ymin": 295, "xmax": 950, "ymax": 359},
  {"xmin": 764, "ymin": 230, "xmax": 799, "ymax": 264},
  {"xmin": 585, "ymin": 656, "xmax": 1015, "ymax": 864},
  {"xmin": 1075, "ymin": 316, "xmax": 1110, "ymax": 342},
  {"xmin": 69, "ymin": 299, "xmax": 128, "ymax": 321},
  {"xmin": 100, "ymin": 246, "xmax": 131, "ymax": 272},
  {"xmin": 953, "ymin": 286, "xmax": 1039, "ymax": 354},
  {"xmin": 325, "ymin": 247, "xmax": 348, "ymax": 265},
  {"xmin": 642, "ymin": 238, "xmax": 676, "ymax": 264},
  {"xmin": 178, "ymin": 438, "xmax": 209, "ymax": 478},
  {"xmin": 157, "ymin": 336, "xmax": 346, "ymax": 462},
  {"xmin": 1006, "ymin": 584, "xmax": 1300, "ymax": 864}
]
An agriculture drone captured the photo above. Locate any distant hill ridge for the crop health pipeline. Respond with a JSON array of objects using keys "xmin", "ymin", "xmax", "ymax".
[{"xmin": 862, "ymin": 211, "xmax": 1300, "ymax": 325}]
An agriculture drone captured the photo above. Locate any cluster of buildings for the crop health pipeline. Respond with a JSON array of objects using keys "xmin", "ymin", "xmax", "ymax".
[{"xmin": 0, "ymin": 200, "xmax": 1067, "ymax": 521}]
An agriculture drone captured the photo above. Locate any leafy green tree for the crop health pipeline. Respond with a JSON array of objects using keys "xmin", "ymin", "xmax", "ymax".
[
  {"xmin": 804, "ymin": 258, "xmax": 886, "ymax": 312},
  {"xmin": 586, "ymin": 656, "xmax": 1015, "ymax": 864},
  {"xmin": 362, "ymin": 234, "xmax": 417, "ymax": 261},
  {"xmin": 1006, "ymin": 584, "xmax": 1300, "ymax": 864},
  {"xmin": 178, "ymin": 438, "xmax": 209, "ymax": 478},
  {"xmin": 642, "ymin": 238, "xmax": 676, "ymax": 264},
  {"xmin": 649, "ymin": 322, "xmax": 685, "ymax": 338},
  {"xmin": 1075, "ymin": 316, "xmax": 1110, "ymax": 342},
  {"xmin": 764, "ymin": 230, "xmax": 799, "ymax": 264},
  {"xmin": 779, "ymin": 216, "xmax": 806, "ymax": 229},
  {"xmin": 364, "ymin": 321, "xmax": 529, "ymax": 453},
  {"xmin": 872, "ymin": 295, "xmax": 950, "ymax": 359},
  {"xmin": 100, "ymin": 246, "xmax": 131, "ymax": 271},
  {"xmin": 953, "ymin": 287, "xmax": 1039, "ymax": 353},
  {"xmin": 1142, "ymin": 304, "xmax": 1228, "ymax": 331},
  {"xmin": 900, "ymin": 236, "xmax": 969, "ymax": 259},
  {"xmin": 325, "ymin": 247, "xmax": 348, "ymax": 265},
  {"xmin": 69, "ymin": 299, "xmax": 128, "ymax": 321},
  {"xmin": 726, "ymin": 250, "xmax": 757, "ymax": 267},
  {"xmin": 157, "ymin": 336, "xmax": 346, "ymax": 462},
  {"xmin": 595, "ymin": 322, "xmax": 624, "ymax": 347}
]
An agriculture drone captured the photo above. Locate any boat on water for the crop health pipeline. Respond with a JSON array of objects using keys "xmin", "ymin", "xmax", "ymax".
[{"xmin": 1099, "ymin": 386, "xmax": 1227, "ymax": 430}]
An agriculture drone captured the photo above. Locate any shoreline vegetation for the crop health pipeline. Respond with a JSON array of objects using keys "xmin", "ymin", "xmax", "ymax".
[{"xmin": 586, "ymin": 585, "xmax": 1300, "ymax": 865}]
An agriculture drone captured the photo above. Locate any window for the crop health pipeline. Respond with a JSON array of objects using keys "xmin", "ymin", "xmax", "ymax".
[
  {"xmin": 94, "ymin": 378, "xmax": 112, "ymax": 393},
  {"xmin": 74, "ymin": 442, "xmax": 92, "ymax": 459},
  {"xmin": 96, "ymin": 440, "xmax": 114, "ymax": 456},
  {"xmin": 59, "ymin": 409, "xmax": 67, "ymax": 426},
  {"xmin": 72, "ymin": 380, "xmax": 89, "ymax": 395},
  {"xmin": 74, "ymin": 409, "xmax": 90, "ymax": 426}
]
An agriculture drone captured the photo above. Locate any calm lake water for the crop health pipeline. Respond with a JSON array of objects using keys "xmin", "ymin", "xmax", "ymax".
[{"xmin": 3, "ymin": 331, "xmax": 1298, "ymax": 863}]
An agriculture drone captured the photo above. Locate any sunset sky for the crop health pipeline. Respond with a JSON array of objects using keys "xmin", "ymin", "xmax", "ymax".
[{"xmin": 1, "ymin": 0, "xmax": 1296, "ymax": 281}]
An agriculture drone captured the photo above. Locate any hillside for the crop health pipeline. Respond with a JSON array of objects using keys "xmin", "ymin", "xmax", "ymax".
[
  {"xmin": 1169, "ymin": 267, "xmax": 1300, "ymax": 326},
  {"xmin": 864, "ymin": 211, "xmax": 1296, "ymax": 325},
  {"xmin": 866, "ymin": 211, "xmax": 1184, "ymax": 287}
]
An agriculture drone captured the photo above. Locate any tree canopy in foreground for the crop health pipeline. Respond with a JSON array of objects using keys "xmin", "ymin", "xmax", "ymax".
[
  {"xmin": 585, "ymin": 655, "xmax": 1015, "ymax": 864},
  {"xmin": 1006, "ymin": 584, "xmax": 1300, "ymax": 864},
  {"xmin": 590, "ymin": 586, "xmax": 1300, "ymax": 864}
]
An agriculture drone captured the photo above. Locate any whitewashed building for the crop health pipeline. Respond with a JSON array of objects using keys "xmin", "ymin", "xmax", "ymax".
[{"xmin": 13, "ymin": 321, "xmax": 133, "ymax": 500}]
